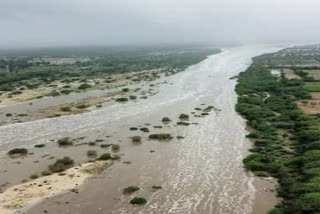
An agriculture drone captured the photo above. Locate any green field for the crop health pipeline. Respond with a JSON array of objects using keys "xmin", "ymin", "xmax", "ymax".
[{"xmin": 304, "ymin": 82, "xmax": 320, "ymax": 92}]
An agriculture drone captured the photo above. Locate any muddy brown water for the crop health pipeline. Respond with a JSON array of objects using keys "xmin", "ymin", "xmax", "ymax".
[{"xmin": 0, "ymin": 45, "xmax": 283, "ymax": 214}]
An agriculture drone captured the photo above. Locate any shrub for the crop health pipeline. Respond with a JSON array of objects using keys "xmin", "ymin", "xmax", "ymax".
[
  {"xmin": 34, "ymin": 144, "xmax": 46, "ymax": 148},
  {"xmin": 78, "ymin": 83, "xmax": 91, "ymax": 90},
  {"xmin": 41, "ymin": 171, "xmax": 51, "ymax": 176},
  {"xmin": 87, "ymin": 150, "xmax": 97, "ymax": 157},
  {"xmin": 129, "ymin": 95, "xmax": 137, "ymax": 100},
  {"xmin": 130, "ymin": 127, "xmax": 138, "ymax": 131},
  {"xmin": 123, "ymin": 186, "xmax": 140, "ymax": 194},
  {"xmin": 131, "ymin": 136, "xmax": 142, "ymax": 143},
  {"xmin": 177, "ymin": 121, "xmax": 190, "ymax": 126},
  {"xmin": 115, "ymin": 97, "xmax": 129, "ymax": 102},
  {"xmin": 140, "ymin": 127, "xmax": 150, "ymax": 132},
  {"xmin": 30, "ymin": 174, "xmax": 39, "ymax": 179},
  {"xmin": 76, "ymin": 104, "xmax": 88, "ymax": 109},
  {"xmin": 98, "ymin": 153, "xmax": 111, "ymax": 160},
  {"xmin": 60, "ymin": 106, "xmax": 72, "ymax": 112},
  {"xmin": 100, "ymin": 144, "xmax": 111, "ymax": 148},
  {"xmin": 49, "ymin": 157, "xmax": 74, "ymax": 172},
  {"xmin": 148, "ymin": 134, "xmax": 173, "ymax": 141},
  {"xmin": 122, "ymin": 88, "xmax": 130, "ymax": 92},
  {"xmin": 7, "ymin": 148, "xmax": 28, "ymax": 157},
  {"xmin": 111, "ymin": 155, "xmax": 120, "ymax": 160},
  {"xmin": 112, "ymin": 144, "xmax": 120, "ymax": 151},
  {"xmin": 57, "ymin": 138, "xmax": 73, "ymax": 146},
  {"xmin": 130, "ymin": 197, "xmax": 147, "ymax": 205},
  {"xmin": 162, "ymin": 117, "xmax": 171, "ymax": 123},
  {"xmin": 152, "ymin": 185, "xmax": 162, "ymax": 190},
  {"xmin": 179, "ymin": 114, "xmax": 189, "ymax": 120}
]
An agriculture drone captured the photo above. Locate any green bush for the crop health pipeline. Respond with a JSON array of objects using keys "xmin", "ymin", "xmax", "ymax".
[
  {"xmin": 98, "ymin": 153, "xmax": 111, "ymax": 160},
  {"xmin": 87, "ymin": 150, "xmax": 97, "ymax": 157},
  {"xmin": 49, "ymin": 157, "xmax": 74, "ymax": 172},
  {"xmin": 57, "ymin": 137, "xmax": 73, "ymax": 146},
  {"xmin": 130, "ymin": 197, "xmax": 147, "ymax": 205},
  {"xmin": 7, "ymin": 148, "xmax": 28, "ymax": 157},
  {"xmin": 123, "ymin": 186, "xmax": 140, "ymax": 194},
  {"xmin": 148, "ymin": 134, "xmax": 173, "ymax": 141}
]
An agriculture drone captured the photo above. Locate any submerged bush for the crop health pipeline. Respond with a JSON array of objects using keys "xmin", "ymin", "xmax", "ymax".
[
  {"xmin": 49, "ymin": 157, "xmax": 74, "ymax": 172},
  {"xmin": 179, "ymin": 114, "xmax": 189, "ymax": 120},
  {"xmin": 112, "ymin": 144, "xmax": 120, "ymax": 151},
  {"xmin": 7, "ymin": 148, "xmax": 28, "ymax": 157},
  {"xmin": 78, "ymin": 83, "xmax": 91, "ymax": 90},
  {"xmin": 87, "ymin": 150, "xmax": 97, "ymax": 157},
  {"xmin": 131, "ymin": 136, "xmax": 142, "ymax": 143},
  {"xmin": 148, "ymin": 134, "xmax": 173, "ymax": 141},
  {"xmin": 115, "ymin": 97, "xmax": 129, "ymax": 102},
  {"xmin": 98, "ymin": 153, "xmax": 111, "ymax": 160},
  {"xmin": 130, "ymin": 197, "xmax": 147, "ymax": 205},
  {"xmin": 123, "ymin": 186, "xmax": 140, "ymax": 194},
  {"xmin": 57, "ymin": 137, "xmax": 73, "ymax": 146},
  {"xmin": 162, "ymin": 117, "xmax": 171, "ymax": 123}
]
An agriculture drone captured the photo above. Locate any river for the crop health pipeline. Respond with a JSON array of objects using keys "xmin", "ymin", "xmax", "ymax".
[{"xmin": 1, "ymin": 45, "xmax": 281, "ymax": 214}]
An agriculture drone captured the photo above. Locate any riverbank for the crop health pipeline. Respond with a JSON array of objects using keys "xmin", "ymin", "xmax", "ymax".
[
  {"xmin": 235, "ymin": 44, "xmax": 320, "ymax": 214},
  {"xmin": 0, "ymin": 161, "xmax": 111, "ymax": 214}
]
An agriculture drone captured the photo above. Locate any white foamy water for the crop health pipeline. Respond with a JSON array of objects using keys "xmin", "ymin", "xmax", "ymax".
[{"xmin": 2, "ymin": 45, "xmax": 281, "ymax": 214}]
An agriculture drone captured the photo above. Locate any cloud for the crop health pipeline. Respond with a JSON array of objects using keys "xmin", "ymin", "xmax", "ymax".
[{"xmin": 0, "ymin": 0, "xmax": 320, "ymax": 47}]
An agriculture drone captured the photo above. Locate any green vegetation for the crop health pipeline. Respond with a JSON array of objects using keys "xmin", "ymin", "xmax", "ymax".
[
  {"xmin": 87, "ymin": 150, "xmax": 97, "ymax": 158},
  {"xmin": 78, "ymin": 83, "xmax": 91, "ymax": 90},
  {"xmin": 30, "ymin": 174, "xmax": 39, "ymax": 179},
  {"xmin": 148, "ymin": 134, "xmax": 173, "ymax": 140},
  {"xmin": 162, "ymin": 117, "xmax": 171, "ymax": 123},
  {"xmin": 235, "ymin": 47, "xmax": 320, "ymax": 214},
  {"xmin": 98, "ymin": 153, "xmax": 111, "ymax": 160},
  {"xmin": 111, "ymin": 144, "xmax": 120, "ymax": 151},
  {"xmin": 7, "ymin": 148, "xmax": 28, "ymax": 157},
  {"xmin": 130, "ymin": 197, "xmax": 147, "ymax": 205},
  {"xmin": 49, "ymin": 157, "xmax": 74, "ymax": 172},
  {"xmin": 131, "ymin": 136, "xmax": 142, "ymax": 143},
  {"xmin": 0, "ymin": 46, "xmax": 220, "ymax": 98},
  {"xmin": 140, "ymin": 127, "xmax": 150, "ymax": 133},
  {"xmin": 115, "ymin": 97, "xmax": 129, "ymax": 102},
  {"xmin": 57, "ymin": 137, "xmax": 73, "ymax": 146},
  {"xmin": 177, "ymin": 121, "xmax": 190, "ymax": 126},
  {"xmin": 304, "ymin": 82, "xmax": 320, "ymax": 92},
  {"xmin": 123, "ymin": 186, "xmax": 140, "ymax": 194},
  {"xmin": 34, "ymin": 144, "xmax": 46, "ymax": 148},
  {"xmin": 179, "ymin": 114, "xmax": 189, "ymax": 120},
  {"xmin": 151, "ymin": 185, "xmax": 162, "ymax": 190}
]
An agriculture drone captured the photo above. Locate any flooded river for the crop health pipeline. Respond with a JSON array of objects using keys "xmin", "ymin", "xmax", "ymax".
[{"xmin": 1, "ymin": 45, "xmax": 281, "ymax": 214}]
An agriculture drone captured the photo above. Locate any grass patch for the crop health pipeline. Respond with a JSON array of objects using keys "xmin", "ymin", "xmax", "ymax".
[{"xmin": 304, "ymin": 82, "xmax": 320, "ymax": 92}]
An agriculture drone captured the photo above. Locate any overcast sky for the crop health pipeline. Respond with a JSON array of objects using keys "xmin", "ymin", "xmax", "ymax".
[{"xmin": 1, "ymin": 0, "xmax": 320, "ymax": 48}]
